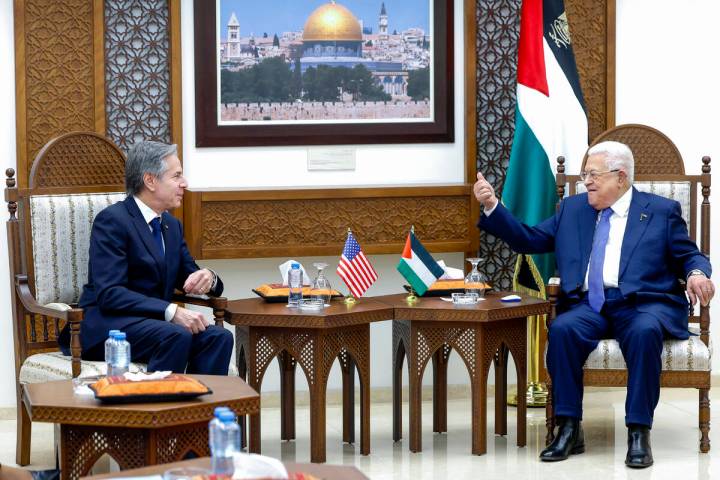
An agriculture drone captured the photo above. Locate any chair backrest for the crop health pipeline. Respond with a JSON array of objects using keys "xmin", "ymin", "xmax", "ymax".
[
  {"xmin": 555, "ymin": 123, "xmax": 711, "ymax": 342},
  {"xmin": 6, "ymin": 132, "xmax": 126, "ymax": 365}
]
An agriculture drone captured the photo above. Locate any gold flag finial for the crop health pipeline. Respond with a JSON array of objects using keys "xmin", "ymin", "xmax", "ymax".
[{"xmin": 410, "ymin": 224, "xmax": 415, "ymax": 234}]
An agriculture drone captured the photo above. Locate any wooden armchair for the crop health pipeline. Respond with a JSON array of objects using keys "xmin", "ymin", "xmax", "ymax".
[
  {"xmin": 545, "ymin": 124, "xmax": 712, "ymax": 452},
  {"xmin": 7, "ymin": 132, "xmax": 230, "ymax": 466}
]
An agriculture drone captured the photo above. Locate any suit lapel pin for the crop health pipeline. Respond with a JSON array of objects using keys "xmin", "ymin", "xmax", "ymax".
[{"xmin": 640, "ymin": 213, "xmax": 648, "ymax": 221}]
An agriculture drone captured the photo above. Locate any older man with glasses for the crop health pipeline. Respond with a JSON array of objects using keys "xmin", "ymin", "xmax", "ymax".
[{"xmin": 473, "ymin": 141, "xmax": 714, "ymax": 468}]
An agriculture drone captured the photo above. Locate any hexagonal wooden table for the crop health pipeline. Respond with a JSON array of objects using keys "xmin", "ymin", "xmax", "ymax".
[
  {"xmin": 225, "ymin": 297, "xmax": 393, "ymax": 463},
  {"xmin": 376, "ymin": 292, "xmax": 551, "ymax": 455},
  {"xmin": 23, "ymin": 375, "xmax": 259, "ymax": 480}
]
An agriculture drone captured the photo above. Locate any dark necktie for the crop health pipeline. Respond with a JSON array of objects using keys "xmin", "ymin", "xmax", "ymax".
[
  {"xmin": 588, "ymin": 208, "xmax": 613, "ymax": 312},
  {"xmin": 149, "ymin": 217, "xmax": 164, "ymax": 256}
]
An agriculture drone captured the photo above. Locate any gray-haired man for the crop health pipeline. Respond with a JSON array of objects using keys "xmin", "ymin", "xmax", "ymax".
[{"xmin": 60, "ymin": 141, "xmax": 233, "ymax": 374}]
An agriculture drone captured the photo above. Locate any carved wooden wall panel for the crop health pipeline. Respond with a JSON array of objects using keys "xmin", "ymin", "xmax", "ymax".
[
  {"xmin": 474, "ymin": 0, "xmax": 614, "ymax": 290},
  {"xmin": 14, "ymin": 0, "xmax": 182, "ymax": 191},
  {"xmin": 183, "ymin": 187, "xmax": 475, "ymax": 259},
  {"xmin": 15, "ymin": 0, "xmax": 104, "ymax": 188},
  {"xmin": 565, "ymin": 0, "xmax": 615, "ymax": 140},
  {"xmin": 104, "ymin": 0, "xmax": 173, "ymax": 151}
]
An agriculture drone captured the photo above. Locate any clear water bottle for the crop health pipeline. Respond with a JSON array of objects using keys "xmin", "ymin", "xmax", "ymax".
[
  {"xmin": 209, "ymin": 406, "xmax": 231, "ymax": 450},
  {"xmin": 210, "ymin": 409, "xmax": 241, "ymax": 476},
  {"xmin": 288, "ymin": 263, "xmax": 303, "ymax": 306},
  {"xmin": 104, "ymin": 329, "xmax": 120, "ymax": 376},
  {"xmin": 109, "ymin": 331, "xmax": 131, "ymax": 377}
]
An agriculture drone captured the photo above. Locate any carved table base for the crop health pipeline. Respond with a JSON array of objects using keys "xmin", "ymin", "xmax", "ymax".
[
  {"xmin": 392, "ymin": 318, "xmax": 527, "ymax": 455},
  {"xmin": 61, "ymin": 422, "xmax": 209, "ymax": 480},
  {"xmin": 236, "ymin": 324, "xmax": 370, "ymax": 463}
]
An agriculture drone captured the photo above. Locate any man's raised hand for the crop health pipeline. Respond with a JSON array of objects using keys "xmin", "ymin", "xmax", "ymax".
[{"xmin": 473, "ymin": 172, "xmax": 499, "ymax": 210}]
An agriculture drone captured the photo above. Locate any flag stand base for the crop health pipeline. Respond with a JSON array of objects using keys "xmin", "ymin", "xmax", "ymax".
[
  {"xmin": 507, "ymin": 382, "xmax": 548, "ymax": 408},
  {"xmin": 343, "ymin": 295, "xmax": 357, "ymax": 305}
]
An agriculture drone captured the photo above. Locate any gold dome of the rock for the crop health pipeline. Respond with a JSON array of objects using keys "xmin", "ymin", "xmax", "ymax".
[{"xmin": 303, "ymin": 2, "xmax": 362, "ymax": 42}]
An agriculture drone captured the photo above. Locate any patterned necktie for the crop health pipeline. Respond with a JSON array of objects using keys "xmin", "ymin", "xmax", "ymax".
[
  {"xmin": 588, "ymin": 208, "xmax": 613, "ymax": 312},
  {"xmin": 149, "ymin": 217, "xmax": 164, "ymax": 256}
]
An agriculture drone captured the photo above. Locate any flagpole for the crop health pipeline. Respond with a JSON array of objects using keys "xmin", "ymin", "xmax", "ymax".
[
  {"xmin": 404, "ymin": 225, "xmax": 418, "ymax": 303},
  {"xmin": 343, "ymin": 227, "xmax": 357, "ymax": 305}
]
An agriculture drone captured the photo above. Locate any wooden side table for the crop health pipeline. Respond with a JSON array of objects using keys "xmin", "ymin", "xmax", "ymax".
[
  {"xmin": 225, "ymin": 298, "xmax": 393, "ymax": 463},
  {"xmin": 376, "ymin": 292, "xmax": 551, "ymax": 455},
  {"xmin": 81, "ymin": 456, "xmax": 369, "ymax": 480},
  {"xmin": 23, "ymin": 375, "xmax": 259, "ymax": 480}
]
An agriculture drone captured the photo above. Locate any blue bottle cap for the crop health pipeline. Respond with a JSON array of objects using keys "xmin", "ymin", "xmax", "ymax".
[
  {"xmin": 114, "ymin": 332, "xmax": 127, "ymax": 340},
  {"xmin": 214, "ymin": 406, "xmax": 231, "ymax": 417},
  {"xmin": 108, "ymin": 329, "xmax": 120, "ymax": 336},
  {"xmin": 291, "ymin": 263, "xmax": 300, "ymax": 269},
  {"xmin": 218, "ymin": 410, "xmax": 236, "ymax": 422}
]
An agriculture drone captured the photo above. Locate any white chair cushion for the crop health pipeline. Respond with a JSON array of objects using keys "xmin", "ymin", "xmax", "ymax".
[
  {"xmin": 575, "ymin": 181, "xmax": 691, "ymax": 225},
  {"xmin": 19, "ymin": 352, "xmax": 147, "ymax": 384},
  {"xmin": 30, "ymin": 192, "xmax": 126, "ymax": 305},
  {"xmin": 19, "ymin": 351, "xmax": 239, "ymax": 384},
  {"xmin": 583, "ymin": 335, "xmax": 711, "ymax": 371}
]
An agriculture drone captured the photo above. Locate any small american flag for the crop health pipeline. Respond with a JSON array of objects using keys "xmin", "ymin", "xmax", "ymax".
[{"xmin": 337, "ymin": 231, "xmax": 378, "ymax": 297}]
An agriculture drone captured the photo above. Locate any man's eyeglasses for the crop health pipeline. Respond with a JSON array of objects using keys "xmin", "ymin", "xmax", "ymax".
[{"xmin": 580, "ymin": 169, "xmax": 620, "ymax": 182}]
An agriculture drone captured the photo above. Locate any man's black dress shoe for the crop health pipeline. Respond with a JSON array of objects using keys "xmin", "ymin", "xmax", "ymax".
[
  {"xmin": 540, "ymin": 417, "xmax": 585, "ymax": 461},
  {"xmin": 625, "ymin": 424, "xmax": 653, "ymax": 468}
]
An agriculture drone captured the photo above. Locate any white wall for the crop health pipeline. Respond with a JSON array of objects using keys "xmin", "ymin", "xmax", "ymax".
[
  {"xmin": 615, "ymin": 0, "xmax": 720, "ymax": 356},
  {"xmin": 0, "ymin": 0, "xmax": 19, "ymax": 407},
  {"xmin": 0, "ymin": 0, "xmax": 718, "ymax": 407}
]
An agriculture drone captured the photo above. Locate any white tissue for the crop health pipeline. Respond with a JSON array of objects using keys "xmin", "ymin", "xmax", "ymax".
[
  {"xmin": 232, "ymin": 452, "xmax": 288, "ymax": 479},
  {"xmin": 437, "ymin": 260, "xmax": 464, "ymax": 280},
  {"xmin": 278, "ymin": 260, "xmax": 311, "ymax": 286},
  {"xmin": 123, "ymin": 371, "xmax": 172, "ymax": 382}
]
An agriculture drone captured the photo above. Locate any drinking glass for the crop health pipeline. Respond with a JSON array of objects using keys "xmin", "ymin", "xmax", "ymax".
[
  {"xmin": 310, "ymin": 262, "xmax": 333, "ymax": 305},
  {"xmin": 464, "ymin": 257, "xmax": 487, "ymax": 298}
]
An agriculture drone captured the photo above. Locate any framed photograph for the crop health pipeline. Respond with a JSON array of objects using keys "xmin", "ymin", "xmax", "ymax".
[{"xmin": 194, "ymin": 0, "xmax": 454, "ymax": 147}]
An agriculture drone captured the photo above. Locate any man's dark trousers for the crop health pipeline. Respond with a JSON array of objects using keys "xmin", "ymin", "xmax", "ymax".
[
  {"xmin": 546, "ymin": 289, "xmax": 667, "ymax": 427},
  {"xmin": 85, "ymin": 320, "xmax": 234, "ymax": 375}
]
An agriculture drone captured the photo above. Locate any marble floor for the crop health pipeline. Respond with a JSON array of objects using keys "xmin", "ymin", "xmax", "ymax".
[{"xmin": 1, "ymin": 386, "xmax": 717, "ymax": 480}]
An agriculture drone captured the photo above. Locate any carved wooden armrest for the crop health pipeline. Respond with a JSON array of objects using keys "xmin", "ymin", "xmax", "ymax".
[
  {"xmin": 16, "ymin": 274, "xmax": 84, "ymax": 377},
  {"xmin": 546, "ymin": 277, "xmax": 561, "ymax": 327},
  {"xmin": 172, "ymin": 291, "xmax": 228, "ymax": 327}
]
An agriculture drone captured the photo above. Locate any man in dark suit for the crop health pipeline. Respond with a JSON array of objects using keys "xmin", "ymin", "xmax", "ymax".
[
  {"xmin": 474, "ymin": 141, "xmax": 714, "ymax": 468},
  {"xmin": 61, "ymin": 141, "xmax": 233, "ymax": 375}
]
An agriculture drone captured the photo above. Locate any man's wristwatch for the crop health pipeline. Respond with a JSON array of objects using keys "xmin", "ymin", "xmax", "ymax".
[{"xmin": 687, "ymin": 269, "xmax": 707, "ymax": 279}]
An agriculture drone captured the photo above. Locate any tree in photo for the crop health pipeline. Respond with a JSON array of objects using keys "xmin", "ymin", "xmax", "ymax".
[{"xmin": 407, "ymin": 67, "xmax": 430, "ymax": 100}]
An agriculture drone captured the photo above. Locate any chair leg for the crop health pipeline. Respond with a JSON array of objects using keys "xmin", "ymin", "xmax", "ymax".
[
  {"xmin": 16, "ymin": 388, "xmax": 31, "ymax": 466},
  {"xmin": 545, "ymin": 381, "xmax": 555, "ymax": 445},
  {"xmin": 700, "ymin": 388, "xmax": 710, "ymax": 452}
]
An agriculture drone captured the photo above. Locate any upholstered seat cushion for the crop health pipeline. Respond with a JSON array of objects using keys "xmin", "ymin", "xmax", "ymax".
[
  {"xmin": 584, "ymin": 334, "xmax": 711, "ymax": 371},
  {"xmin": 19, "ymin": 352, "xmax": 147, "ymax": 384},
  {"xmin": 19, "ymin": 352, "xmax": 239, "ymax": 384}
]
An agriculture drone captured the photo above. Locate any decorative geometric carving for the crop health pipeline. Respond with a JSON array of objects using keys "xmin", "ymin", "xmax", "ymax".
[
  {"xmin": 589, "ymin": 125, "xmax": 686, "ymax": 174},
  {"xmin": 201, "ymin": 196, "xmax": 470, "ymax": 250},
  {"xmin": 475, "ymin": 0, "xmax": 522, "ymax": 291},
  {"xmin": 23, "ymin": 0, "xmax": 96, "ymax": 177},
  {"xmin": 104, "ymin": 0, "xmax": 172, "ymax": 151},
  {"xmin": 243, "ymin": 323, "xmax": 372, "ymax": 463},
  {"xmin": 29, "ymin": 132, "xmax": 126, "ymax": 188},
  {"xmin": 62, "ymin": 425, "xmax": 147, "ymax": 479}
]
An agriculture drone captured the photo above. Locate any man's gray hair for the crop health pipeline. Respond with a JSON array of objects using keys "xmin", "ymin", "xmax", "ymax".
[
  {"xmin": 587, "ymin": 141, "xmax": 635, "ymax": 183},
  {"xmin": 125, "ymin": 141, "xmax": 178, "ymax": 196}
]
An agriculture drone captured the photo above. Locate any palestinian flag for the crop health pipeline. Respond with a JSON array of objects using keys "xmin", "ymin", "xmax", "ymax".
[
  {"xmin": 397, "ymin": 230, "xmax": 444, "ymax": 296},
  {"xmin": 504, "ymin": 0, "xmax": 588, "ymax": 293}
]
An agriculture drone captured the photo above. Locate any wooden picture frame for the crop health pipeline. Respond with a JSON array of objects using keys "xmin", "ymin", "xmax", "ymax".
[{"xmin": 193, "ymin": 0, "xmax": 454, "ymax": 147}]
